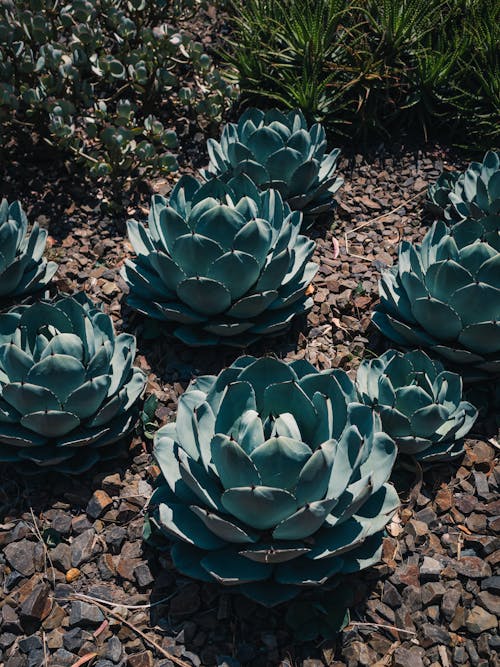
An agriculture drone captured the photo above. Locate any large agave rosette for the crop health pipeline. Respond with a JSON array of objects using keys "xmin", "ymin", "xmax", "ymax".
[
  {"xmin": 428, "ymin": 151, "xmax": 500, "ymax": 221},
  {"xmin": 0, "ymin": 293, "xmax": 146, "ymax": 473},
  {"xmin": 356, "ymin": 350, "xmax": 477, "ymax": 462},
  {"xmin": 122, "ymin": 175, "xmax": 317, "ymax": 347},
  {"xmin": 146, "ymin": 356, "xmax": 399, "ymax": 606},
  {"xmin": 373, "ymin": 218, "xmax": 500, "ymax": 381},
  {"xmin": 0, "ymin": 199, "xmax": 57, "ymax": 305},
  {"xmin": 202, "ymin": 108, "xmax": 343, "ymax": 226}
]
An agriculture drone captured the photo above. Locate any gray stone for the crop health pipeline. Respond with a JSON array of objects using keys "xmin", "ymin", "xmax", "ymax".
[
  {"xmin": 20, "ymin": 583, "xmax": 51, "ymax": 623},
  {"xmin": 421, "ymin": 582, "xmax": 445, "ymax": 606},
  {"xmin": 382, "ymin": 581, "xmax": 402, "ymax": 607},
  {"xmin": 393, "ymin": 647, "xmax": 425, "ymax": 667},
  {"xmin": 18, "ymin": 635, "xmax": 42, "ymax": 653},
  {"xmin": 50, "ymin": 543, "xmax": 72, "ymax": 572},
  {"xmin": 420, "ymin": 623, "xmax": 451, "ymax": 647},
  {"xmin": 105, "ymin": 526, "xmax": 127, "ymax": 554},
  {"xmin": 50, "ymin": 649, "xmax": 78, "ymax": 667},
  {"xmin": 134, "ymin": 562, "xmax": 154, "ymax": 588},
  {"xmin": 63, "ymin": 627, "xmax": 85, "ymax": 652},
  {"xmin": 71, "ymin": 528, "xmax": 96, "ymax": 567},
  {"xmin": 104, "ymin": 635, "xmax": 123, "ymax": 662},
  {"xmin": 69, "ymin": 600, "xmax": 105, "ymax": 628},
  {"xmin": 4, "ymin": 541, "xmax": 38, "ymax": 577},
  {"xmin": 420, "ymin": 556, "xmax": 442, "ymax": 580},
  {"xmin": 0, "ymin": 633, "xmax": 16, "ymax": 648},
  {"xmin": 27, "ymin": 650, "xmax": 44, "ymax": 667},
  {"xmin": 477, "ymin": 590, "xmax": 500, "ymax": 616},
  {"xmin": 441, "ymin": 588, "xmax": 461, "ymax": 621},
  {"xmin": 453, "ymin": 646, "xmax": 467, "ymax": 664},
  {"xmin": 482, "ymin": 576, "xmax": 500, "ymax": 592}
]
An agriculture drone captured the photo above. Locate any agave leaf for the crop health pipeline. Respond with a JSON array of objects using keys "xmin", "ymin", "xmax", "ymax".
[
  {"xmin": 210, "ymin": 433, "xmax": 260, "ymax": 489},
  {"xmin": 221, "ymin": 486, "xmax": 298, "ymax": 531},
  {"xmin": 21, "ymin": 410, "xmax": 80, "ymax": 437},
  {"xmin": 201, "ymin": 547, "xmax": 271, "ymax": 585}
]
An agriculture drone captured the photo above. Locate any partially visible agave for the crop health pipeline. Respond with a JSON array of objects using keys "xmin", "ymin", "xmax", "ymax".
[
  {"xmin": 202, "ymin": 108, "xmax": 343, "ymax": 226},
  {"xmin": 146, "ymin": 356, "xmax": 399, "ymax": 607},
  {"xmin": 122, "ymin": 174, "xmax": 317, "ymax": 347},
  {"xmin": 428, "ymin": 151, "xmax": 500, "ymax": 220},
  {"xmin": 356, "ymin": 350, "xmax": 477, "ymax": 462},
  {"xmin": 0, "ymin": 199, "xmax": 57, "ymax": 304},
  {"xmin": 373, "ymin": 218, "xmax": 500, "ymax": 381},
  {"xmin": 0, "ymin": 293, "xmax": 146, "ymax": 473}
]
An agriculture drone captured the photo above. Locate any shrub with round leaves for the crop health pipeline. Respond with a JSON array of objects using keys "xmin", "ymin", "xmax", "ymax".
[
  {"xmin": 373, "ymin": 218, "xmax": 500, "ymax": 381},
  {"xmin": 356, "ymin": 350, "xmax": 477, "ymax": 462},
  {"xmin": 145, "ymin": 356, "xmax": 399, "ymax": 607},
  {"xmin": 428, "ymin": 151, "xmax": 500, "ymax": 221},
  {"xmin": 202, "ymin": 108, "xmax": 343, "ymax": 226},
  {"xmin": 0, "ymin": 199, "xmax": 57, "ymax": 305},
  {"xmin": 0, "ymin": 293, "xmax": 146, "ymax": 473},
  {"xmin": 122, "ymin": 175, "xmax": 318, "ymax": 347}
]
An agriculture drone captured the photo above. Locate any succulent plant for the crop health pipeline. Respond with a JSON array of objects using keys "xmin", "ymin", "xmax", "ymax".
[
  {"xmin": 428, "ymin": 151, "xmax": 500, "ymax": 221},
  {"xmin": 0, "ymin": 293, "xmax": 146, "ymax": 473},
  {"xmin": 0, "ymin": 199, "xmax": 57, "ymax": 305},
  {"xmin": 122, "ymin": 175, "xmax": 318, "ymax": 347},
  {"xmin": 373, "ymin": 218, "xmax": 500, "ymax": 381},
  {"xmin": 202, "ymin": 108, "xmax": 343, "ymax": 226},
  {"xmin": 356, "ymin": 350, "xmax": 477, "ymax": 462},
  {"xmin": 146, "ymin": 356, "xmax": 399, "ymax": 607}
]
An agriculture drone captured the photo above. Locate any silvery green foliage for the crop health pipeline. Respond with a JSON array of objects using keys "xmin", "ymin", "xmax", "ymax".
[
  {"xmin": 0, "ymin": 293, "xmax": 146, "ymax": 473},
  {"xmin": 0, "ymin": 199, "xmax": 57, "ymax": 304},
  {"xmin": 428, "ymin": 151, "xmax": 500, "ymax": 221},
  {"xmin": 146, "ymin": 356, "xmax": 399, "ymax": 607},
  {"xmin": 122, "ymin": 175, "xmax": 318, "ymax": 347},
  {"xmin": 0, "ymin": 1, "xmax": 235, "ymax": 178},
  {"xmin": 202, "ymin": 108, "xmax": 343, "ymax": 226},
  {"xmin": 373, "ymin": 218, "xmax": 500, "ymax": 381},
  {"xmin": 356, "ymin": 350, "xmax": 477, "ymax": 462}
]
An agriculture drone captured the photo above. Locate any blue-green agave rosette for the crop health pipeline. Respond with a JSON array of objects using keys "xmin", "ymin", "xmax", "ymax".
[
  {"xmin": 0, "ymin": 293, "xmax": 146, "ymax": 473},
  {"xmin": 428, "ymin": 151, "xmax": 500, "ymax": 221},
  {"xmin": 122, "ymin": 175, "xmax": 318, "ymax": 347},
  {"xmin": 373, "ymin": 218, "xmax": 500, "ymax": 381},
  {"xmin": 202, "ymin": 108, "xmax": 343, "ymax": 226},
  {"xmin": 0, "ymin": 199, "xmax": 57, "ymax": 304},
  {"xmin": 356, "ymin": 350, "xmax": 477, "ymax": 462},
  {"xmin": 146, "ymin": 356, "xmax": 399, "ymax": 607}
]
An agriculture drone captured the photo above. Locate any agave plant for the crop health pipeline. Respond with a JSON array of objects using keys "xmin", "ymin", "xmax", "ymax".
[
  {"xmin": 0, "ymin": 293, "xmax": 146, "ymax": 473},
  {"xmin": 146, "ymin": 356, "xmax": 399, "ymax": 607},
  {"xmin": 122, "ymin": 175, "xmax": 318, "ymax": 347},
  {"xmin": 356, "ymin": 350, "xmax": 477, "ymax": 462},
  {"xmin": 373, "ymin": 218, "xmax": 500, "ymax": 381},
  {"xmin": 202, "ymin": 108, "xmax": 343, "ymax": 226},
  {"xmin": 428, "ymin": 151, "xmax": 500, "ymax": 220},
  {"xmin": 0, "ymin": 199, "xmax": 58, "ymax": 304}
]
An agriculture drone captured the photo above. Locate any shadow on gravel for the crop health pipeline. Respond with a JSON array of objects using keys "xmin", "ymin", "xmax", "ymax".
[
  {"xmin": 145, "ymin": 542, "xmax": 381, "ymax": 666},
  {"xmin": 122, "ymin": 303, "xmax": 311, "ymax": 385}
]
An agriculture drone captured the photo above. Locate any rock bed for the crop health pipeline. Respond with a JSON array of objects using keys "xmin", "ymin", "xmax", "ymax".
[{"xmin": 0, "ymin": 147, "xmax": 498, "ymax": 667}]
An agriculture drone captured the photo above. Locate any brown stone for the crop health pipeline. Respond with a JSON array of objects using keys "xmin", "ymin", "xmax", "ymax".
[
  {"xmin": 435, "ymin": 487, "xmax": 453, "ymax": 513},
  {"xmin": 65, "ymin": 568, "xmax": 81, "ymax": 583},
  {"xmin": 127, "ymin": 650, "xmax": 154, "ymax": 667},
  {"xmin": 20, "ymin": 582, "xmax": 52, "ymax": 622},
  {"xmin": 86, "ymin": 490, "xmax": 113, "ymax": 519}
]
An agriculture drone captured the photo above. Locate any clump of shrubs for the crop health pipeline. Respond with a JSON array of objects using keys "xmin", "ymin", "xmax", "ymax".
[{"xmin": 0, "ymin": 0, "xmax": 236, "ymax": 179}]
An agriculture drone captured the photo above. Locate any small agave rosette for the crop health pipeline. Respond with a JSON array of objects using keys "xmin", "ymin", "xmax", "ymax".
[
  {"xmin": 147, "ymin": 356, "xmax": 399, "ymax": 607},
  {"xmin": 0, "ymin": 293, "xmax": 146, "ymax": 473},
  {"xmin": 373, "ymin": 219, "xmax": 500, "ymax": 381},
  {"xmin": 356, "ymin": 350, "xmax": 478, "ymax": 462},
  {"xmin": 0, "ymin": 199, "xmax": 57, "ymax": 304},
  {"xmin": 122, "ymin": 175, "xmax": 318, "ymax": 347},
  {"xmin": 202, "ymin": 108, "xmax": 343, "ymax": 225},
  {"xmin": 428, "ymin": 151, "xmax": 500, "ymax": 221}
]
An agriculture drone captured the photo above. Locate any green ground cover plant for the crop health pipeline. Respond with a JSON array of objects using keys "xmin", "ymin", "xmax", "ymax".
[
  {"xmin": 0, "ymin": 0, "xmax": 235, "ymax": 179},
  {"xmin": 223, "ymin": 0, "xmax": 500, "ymax": 148}
]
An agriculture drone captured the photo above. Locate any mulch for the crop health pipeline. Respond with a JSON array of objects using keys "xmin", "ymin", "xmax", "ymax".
[{"xmin": 0, "ymin": 138, "xmax": 498, "ymax": 667}]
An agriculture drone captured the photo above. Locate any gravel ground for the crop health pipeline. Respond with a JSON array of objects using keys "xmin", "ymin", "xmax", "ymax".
[{"xmin": 0, "ymin": 146, "xmax": 498, "ymax": 667}]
